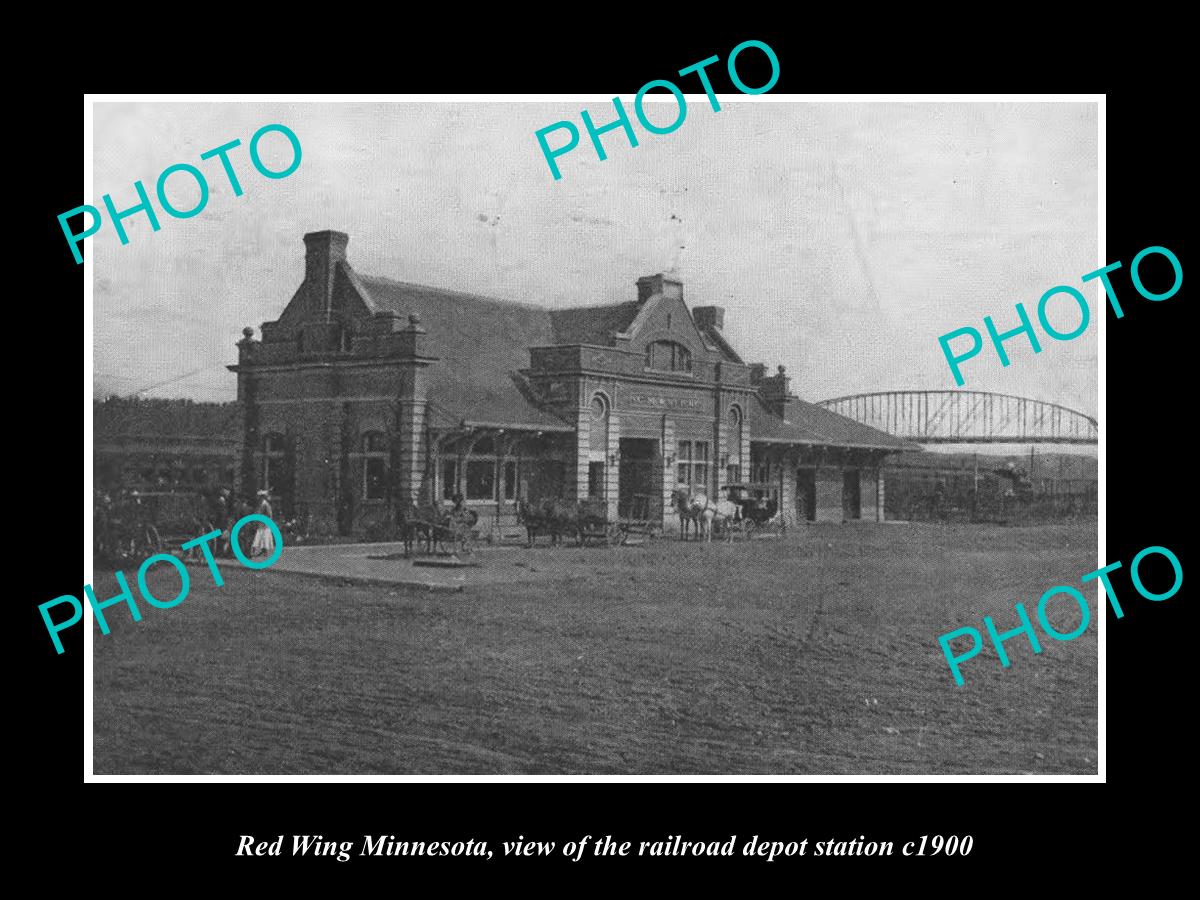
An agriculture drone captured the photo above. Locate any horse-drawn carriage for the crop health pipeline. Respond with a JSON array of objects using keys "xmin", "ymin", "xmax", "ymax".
[
  {"xmin": 515, "ymin": 495, "xmax": 657, "ymax": 548},
  {"xmin": 94, "ymin": 491, "xmax": 160, "ymax": 563},
  {"xmin": 399, "ymin": 502, "xmax": 480, "ymax": 558},
  {"xmin": 722, "ymin": 482, "xmax": 784, "ymax": 537},
  {"xmin": 575, "ymin": 498, "xmax": 625, "ymax": 547},
  {"xmin": 618, "ymin": 493, "xmax": 661, "ymax": 544},
  {"xmin": 94, "ymin": 489, "xmax": 214, "ymax": 564},
  {"xmin": 670, "ymin": 483, "xmax": 784, "ymax": 542}
]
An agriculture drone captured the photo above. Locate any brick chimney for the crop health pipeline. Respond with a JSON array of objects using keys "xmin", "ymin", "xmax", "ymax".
[
  {"xmin": 637, "ymin": 273, "xmax": 683, "ymax": 303},
  {"xmin": 758, "ymin": 364, "xmax": 795, "ymax": 419},
  {"xmin": 398, "ymin": 314, "xmax": 427, "ymax": 357},
  {"xmin": 693, "ymin": 306, "xmax": 724, "ymax": 331},
  {"xmin": 303, "ymin": 230, "xmax": 349, "ymax": 321}
]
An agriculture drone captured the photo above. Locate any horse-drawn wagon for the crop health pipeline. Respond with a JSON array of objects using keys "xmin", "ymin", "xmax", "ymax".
[
  {"xmin": 94, "ymin": 491, "xmax": 162, "ymax": 563},
  {"xmin": 401, "ymin": 503, "xmax": 480, "ymax": 557},
  {"xmin": 94, "ymin": 489, "xmax": 216, "ymax": 564},
  {"xmin": 722, "ymin": 482, "xmax": 785, "ymax": 537},
  {"xmin": 575, "ymin": 498, "xmax": 625, "ymax": 547},
  {"xmin": 618, "ymin": 493, "xmax": 661, "ymax": 544},
  {"xmin": 671, "ymin": 487, "xmax": 745, "ymax": 542},
  {"xmin": 516, "ymin": 496, "xmax": 651, "ymax": 548}
]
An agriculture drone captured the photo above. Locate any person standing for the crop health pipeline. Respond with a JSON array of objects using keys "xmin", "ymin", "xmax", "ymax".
[
  {"xmin": 224, "ymin": 491, "xmax": 246, "ymax": 558},
  {"xmin": 212, "ymin": 488, "xmax": 231, "ymax": 556},
  {"xmin": 251, "ymin": 489, "xmax": 275, "ymax": 559}
]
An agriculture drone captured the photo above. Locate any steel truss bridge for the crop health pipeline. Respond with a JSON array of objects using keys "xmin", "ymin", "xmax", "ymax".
[{"xmin": 816, "ymin": 390, "xmax": 1098, "ymax": 445}]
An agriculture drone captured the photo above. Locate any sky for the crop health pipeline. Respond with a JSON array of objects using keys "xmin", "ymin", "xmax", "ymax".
[{"xmin": 92, "ymin": 100, "xmax": 1098, "ymax": 418}]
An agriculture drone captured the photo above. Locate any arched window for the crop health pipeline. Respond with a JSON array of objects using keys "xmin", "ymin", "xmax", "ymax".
[
  {"xmin": 362, "ymin": 431, "xmax": 388, "ymax": 500},
  {"xmin": 449, "ymin": 432, "xmax": 516, "ymax": 503},
  {"xmin": 261, "ymin": 433, "xmax": 286, "ymax": 494},
  {"xmin": 676, "ymin": 440, "xmax": 709, "ymax": 491},
  {"xmin": 644, "ymin": 340, "xmax": 692, "ymax": 373},
  {"xmin": 727, "ymin": 405, "xmax": 743, "ymax": 483},
  {"xmin": 442, "ymin": 459, "xmax": 458, "ymax": 501},
  {"xmin": 588, "ymin": 395, "xmax": 609, "ymax": 498},
  {"xmin": 464, "ymin": 434, "xmax": 497, "ymax": 501}
]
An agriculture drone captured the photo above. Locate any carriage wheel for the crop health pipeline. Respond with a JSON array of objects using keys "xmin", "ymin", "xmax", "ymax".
[
  {"xmin": 457, "ymin": 528, "xmax": 477, "ymax": 557},
  {"xmin": 743, "ymin": 520, "xmax": 758, "ymax": 540},
  {"xmin": 185, "ymin": 521, "xmax": 214, "ymax": 558},
  {"xmin": 436, "ymin": 527, "xmax": 455, "ymax": 555}
]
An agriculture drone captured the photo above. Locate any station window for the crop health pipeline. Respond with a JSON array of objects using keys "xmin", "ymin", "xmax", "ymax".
[
  {"xmin": 728, "ymin": 405, "xmax": 743, "ymax": 482},
  {"xmin": 645, "ymin": 340, "xmax": 693, "ymax": 373},
  {"xmin": 262, "ymin": 432, "xmax": 286, "ymax": 494},
  {"xmin": 466, "ymin": 459, "xmax": 495, "ymax": 501},
  {"xmin": 676, "ymin": 440, "xmax": 709, "ymax": 490},
  {"xmin": 722, "ymin": 454, "xmax": 740, "ymax": 485},
  {"xmin": 503, "ymin": 461, "xmax": 517, "ymax": 500},
  {"xmin": 694, "ymin": 441, "xmax": 709, "ymax": 488},
  {"xmin": 442, "ymin": 460, "xmax": 458, "ymax": 500}
]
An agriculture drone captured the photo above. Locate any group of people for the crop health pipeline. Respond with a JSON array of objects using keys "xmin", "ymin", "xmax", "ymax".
[
  {"xmin": 94, "ymin": 484, "xmax": 277, "ymax": 562},
  {"xmin": 202, "ymin": 487, "xmax": 277, "ymax": 560}
]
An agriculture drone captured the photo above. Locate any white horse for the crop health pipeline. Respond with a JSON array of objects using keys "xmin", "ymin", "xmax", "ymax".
[
  {"xmin": 676, "ymin": 490, "xmax": 744, "ymax": 543},
  {"xmin": 708, "ymin": 498, "xmax": 744, "ymax": 543}
]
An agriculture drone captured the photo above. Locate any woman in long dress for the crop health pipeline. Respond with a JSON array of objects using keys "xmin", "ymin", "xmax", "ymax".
[{"xmin": 251, "ymin": 490, "xmax": 275, "ymax": 558}]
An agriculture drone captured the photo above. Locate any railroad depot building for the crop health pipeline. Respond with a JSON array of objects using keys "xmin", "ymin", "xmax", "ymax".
[{"xmin": 229, "ymin": 231, "xmax": 907, "ymax": 537}]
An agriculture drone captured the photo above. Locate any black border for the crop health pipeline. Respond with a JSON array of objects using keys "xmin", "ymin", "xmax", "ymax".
[{"xmin": 22, "ymin": 24, "xmax": 1189, "ymax": 885}]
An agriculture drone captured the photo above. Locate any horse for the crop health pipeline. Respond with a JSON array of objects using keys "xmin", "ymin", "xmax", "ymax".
[
  {"xmin": 516, "ymin": 498, "xmax": 576, "ymax": 548},
  {"xmin": 403, "ymin": 502, "xmax": 479, "ymax": 556},
  {"xmin": 673, "ymin": 488, "xmax": 728, "ymax": 541},
  {"xmin": 708, "ymin": 497, "xmax": 744, "ymax": 543},
  {"xmin": 671, "ymin": 488, "xmax": 703, "ymax": 540},
  {"xmin": 395, "ymin": 503, "xmax": 425, "ymax": 556},
  {"xmin": 693, "ymin": 492, "xmax": 746, "ymax": 543},
  {"xmin": 400, "ymin": 502, "xmax": 455, "ymax": 556}
]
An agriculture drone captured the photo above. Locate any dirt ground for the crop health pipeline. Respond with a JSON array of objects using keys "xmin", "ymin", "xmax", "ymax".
[{"xmin": 92, "ymin": 522, "xmax": 1098, "ymax": 775}]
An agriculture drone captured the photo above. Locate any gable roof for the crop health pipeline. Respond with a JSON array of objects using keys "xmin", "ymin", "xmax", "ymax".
[
  {"xmin": 334, "ymin": 266, "xmax": 900, "ymax": 449},
  {"xmin": 751, "ymin": 395, "xmax": 910, "ymax": 451},
  {"xmin": 548, "ymin": 301, "xmax": 641, "ymax": 344},
  {"xmin": 355, "ymin": 275, "xmax": 570, "ymax": 430},
  {"xmin": 698, "ymin": 325, "xmax": 743, "ymax": 364}
]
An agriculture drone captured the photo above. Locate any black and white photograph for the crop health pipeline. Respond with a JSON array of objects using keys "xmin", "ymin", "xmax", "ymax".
[{"xmin": 86, "ymin": 98, "xmax": 1099, "ymax": 776}]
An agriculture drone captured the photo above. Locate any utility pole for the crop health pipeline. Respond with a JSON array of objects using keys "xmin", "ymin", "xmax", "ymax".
[
  {"xmin": 972, "ymin": 451, "xmax": 979, "ymax": 522},
  {"xmin": 1029, "ymin": 444, "xmax": 1036, "ymax": 525}
]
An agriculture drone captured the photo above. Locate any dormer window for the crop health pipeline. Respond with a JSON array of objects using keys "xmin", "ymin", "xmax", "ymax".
[{"xmin": 644, "ymin": 340, "xmax": 692, "ymax": 373}]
